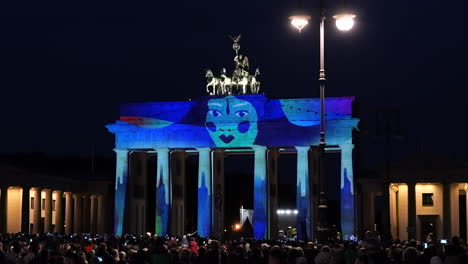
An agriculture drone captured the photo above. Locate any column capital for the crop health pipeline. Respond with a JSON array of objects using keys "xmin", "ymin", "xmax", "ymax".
[
  {"xmin": 154, "ymin": 147, "xmax": 170, "ymax": 153},
  {"xmin": 252, "ymin": 145, "xmax": 267, "ymax": 152},
  {"xmin": 42, "ymin": 188, "xmax": 52, "ymax": 193},
  {"xmin": 339, "ymin": 143, "xmax": 354, "ymax": 151},
  {"xmin": 113, "ymin": 148, "xmax": 129, "ymax": 154},
  {"xmin": 295, "ymin": 146, "xmax": 310, "ymax": 152},
  {"xmin": 267, "ymin": 147, "xmax": 280, "ymax": 159},
  {"xmin": 196, "ymin": 147, "xmax": 211, "ymax": 153}
]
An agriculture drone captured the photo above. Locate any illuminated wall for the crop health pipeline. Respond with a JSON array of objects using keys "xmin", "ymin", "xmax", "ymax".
[
  {"xmin": 108, "ymin": 95, "xmax": 357, "ymax": 149},
  {"xmin": 107, "ymin": 94, "xmax": 359, "ymax": 238}
]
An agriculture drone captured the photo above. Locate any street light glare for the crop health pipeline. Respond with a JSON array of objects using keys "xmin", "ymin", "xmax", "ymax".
[
  {"xmin": 289, "ymin": 15, "xmax": 311, "ymax": 33},
  {"xmin": 333, "ymin": 13, "xmax": 356, "ymax": 31}
]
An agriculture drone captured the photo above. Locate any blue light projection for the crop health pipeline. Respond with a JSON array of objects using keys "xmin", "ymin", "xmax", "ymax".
[
  {"xmin": 107, "ymin": 94, "xmax": 359, "ymax": 238},
  {"xmin": 114, "ymin": 149, "xmax": 128, "ymax": 236},
  {"xmin": 156, "ymin": 148, "xmax": 170, "ymax": 236},
  {"xmin": 206, "ymin": 96, "xmax": 258, "ymax": 147},
  {"xmin": 253, "ymin": 146, "xmax": 267, "ymax": 239},
  {"xmin": 296, "ymin": 146, "xmax": 311, "ymax": 241},
  {"xmin": 197, "ymin": 148, "xmax": 212, "ymax": 238}
]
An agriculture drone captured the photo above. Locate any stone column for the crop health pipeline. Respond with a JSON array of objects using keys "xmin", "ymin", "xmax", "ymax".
[
  {"xmin": 362, "ymin": 191, "xmax": 376, "ymax": 231},
  {"xmin": 0, "ymin": 186, "xmax": 8, "ymax": 234},
  {"xmin": 170, "ymin": 150, "xmax": 186, "ymax": 236},
  {"xmin": 54, "ymin": 191, "xmax": 64, "ymax": 233},
  {"xmin": 82, "ymin": 195, "xmax": 91, "ymax": 233},
  {"xmin": 212, "ymin": 149, "xmax": 225, "ymax": 240},
  {"xmin": 253, "ymin": 145, "xmax": 268, "ymax": 239},
  {"xmin": 155, "ymin": 147, "xmax": 170, "ymax": 236},
  {"xmin": 73, "ymin": 194, "xmax": 83, "ymax": 233},
  {"xmin": 31, "ymin": 187, "xmax": 42, "ymax": 234},
  {"xmin": 21, "ymin": 186, "xmax": 31, "ymax": 234},
  {"xmin": 450, "ymin": 183, "xmax": 460, "ymax": 237},
  {"xmin": 114, "ymin": 149, "xmax": 129, "ymax": 236},
  {"xmin": 97, "ymin": 195, "xmax": 105, "ymax": 234},
  {"xmin": 90, "ymin": 195, "xmax": 98, "ymax": 234},
  {"xmin": 64, "ymin": 192, "xmax": 73, "ymax": 233},
  {"xmin": 267, "ymin": 148, "xmax": 279, "ymax": 240},
  {"xmin": 197, "ymin": 147, "xmax": 212, "ymax": 238},
  {"xmin": 310, "ymin": 147, "xmax": 320, "ymax": 240},
  {"xmin": 382, "ymin": 181, "xmax": 391, "ymax": 239},
  {"xmin": 466, "ymin": 185, "xmax": 468, "ymax": 240},
  {"xmin": 296, "ymin": 146, "xmax": 312, "ymax": 241},
  {"xmin": 407, "ymin": 182, "xmax": 416, "ymax": 240},
  {"xmin": 43, "ymin": 189, "xmax": 53, "ymax": 233},
  {"xmin": 340, "ymin": 143, "xmax": 355, "ymax": 239},
  {"xmin": 443, "ymin": 182, "xmax": 452, "ymax": 238}
]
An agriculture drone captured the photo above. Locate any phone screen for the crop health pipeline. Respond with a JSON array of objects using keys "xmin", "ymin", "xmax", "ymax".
[{"xmin": 424, "ymin": 243, "xmax": 428, "ymax": 248}]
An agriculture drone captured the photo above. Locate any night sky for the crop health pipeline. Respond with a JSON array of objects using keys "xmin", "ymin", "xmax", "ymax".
[{"xmin": 2, "ymin": 0, "xmax": 468, "ymax": 169}]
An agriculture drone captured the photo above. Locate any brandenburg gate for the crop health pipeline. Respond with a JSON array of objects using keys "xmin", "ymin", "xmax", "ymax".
[{"xmin": 106, "ymin": 94, "xmax": 359, "ymax": 240}]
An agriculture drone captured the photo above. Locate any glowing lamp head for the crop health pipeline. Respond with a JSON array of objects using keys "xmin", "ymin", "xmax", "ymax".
[
  {"xmin": 333, "ymin": 13, "xmax": 356, "ymax": 31},
  {"xmin": 234, "ymin": 224, "xmax": 241, "ymax": 230},
  {"xmin": 289, "ymin": 15, "xmax": 311, "ymax": 33}
]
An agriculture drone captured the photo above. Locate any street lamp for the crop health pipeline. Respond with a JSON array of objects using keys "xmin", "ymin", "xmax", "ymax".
[
  {"xmin": 289, "ymin": 0, "xmax": 356, "ymax": 242},
  {"xmin": 333, "ymin": 13, "xmax": 356, "ymax": 31}
]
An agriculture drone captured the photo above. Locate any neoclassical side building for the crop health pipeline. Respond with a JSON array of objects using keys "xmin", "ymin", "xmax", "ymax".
[
  {"xmin": 0, "ymin": 155, "xmax": 113, "ymax": 234},
  {"xmin": 106, "ymin": 95, "xmax": 360, "ymax": 240},
  {"xmin": 359, "ymin": 153, "xmax": 468, "ymax": 241}
]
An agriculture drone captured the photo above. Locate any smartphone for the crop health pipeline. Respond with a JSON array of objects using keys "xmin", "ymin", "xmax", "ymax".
[
  {"xmin": 424, "ymin": 243, "xmax": 428, "ymax": 248},
  {"xmin": 97, "ymin": 257, "xmax": 103, "ymax": 262},
  {"xmin": 441, "ymin": 239, "xmax": 447, "ymax": 244}
]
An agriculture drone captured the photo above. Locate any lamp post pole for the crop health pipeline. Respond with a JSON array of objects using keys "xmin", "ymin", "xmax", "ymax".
[
  {"xmin": 290, "ymin": 1, "xmax": 356, "ymax": 241},
  {"xmin": 317, "ymin": 9, "xmax": 329, "ymax": 242}
]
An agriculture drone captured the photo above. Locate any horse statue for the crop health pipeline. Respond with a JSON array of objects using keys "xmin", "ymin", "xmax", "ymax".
[
  {"xmin": 249, "ymin": 68, "xmax": 261, "ymax": 94},
  {"xmin": 238, "ymin": 71, "xmax": 249, "ymax": 94},
  {"xmin": 205, "ymin": 69, "xmax": 222, "ymax": 95},
  {"xmin": 232, "ymin": 68, "xmax": 249, "ymax": 94},
  {"xmin": 220, "ymin": 68, "xmax": 232, "ymax": 95}
]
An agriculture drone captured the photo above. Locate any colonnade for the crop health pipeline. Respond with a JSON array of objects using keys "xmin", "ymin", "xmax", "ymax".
[
  {"xmin": 0, "ymin": 186, "xmax": 105, "ymax": 234},
  {"xmin": 361, "ymin": 182, "xmax": 468, "ymax": 241},
  {"xmin": 114, "ymin": 143, "xmax": 355, "ymax": 240}
]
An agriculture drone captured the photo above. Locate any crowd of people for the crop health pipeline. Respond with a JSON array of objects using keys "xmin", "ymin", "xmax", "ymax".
[{"xmin": 0, "ymin": 231, "xmax": 467, "ymax": 264}]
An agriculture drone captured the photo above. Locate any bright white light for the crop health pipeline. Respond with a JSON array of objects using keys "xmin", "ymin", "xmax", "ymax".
[
  {"xmin": 333, "ymin": 13, "xmax": 356, "ymax": 31},
  {"xmin": 293, "ymin": 210, "xmax": 298, "ymax": 214},
  {"xmin": 277, "ymin": 210, "xmax": 285, "ymax": 215},
  {"xmin": 289, "ymin": 15, "xmax": 310, "ymax": 33},
  {"xmin": 285, "ymin": 210, "xmax": 291, "ymax": 215}
]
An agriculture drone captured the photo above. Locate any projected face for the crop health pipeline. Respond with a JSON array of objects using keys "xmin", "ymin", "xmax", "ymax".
[{"xmin": 205, "ymin": 96, "xmax": 258, "ymax": 147}]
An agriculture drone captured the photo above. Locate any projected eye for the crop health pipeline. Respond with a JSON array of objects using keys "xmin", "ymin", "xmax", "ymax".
[
  {"xmin": 208, "ymin": 109, "xmax": 222, "ymax": 117},
  {"xmin": 235, "ymin": 110, "xmax": 249, "ymax": 117}
]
